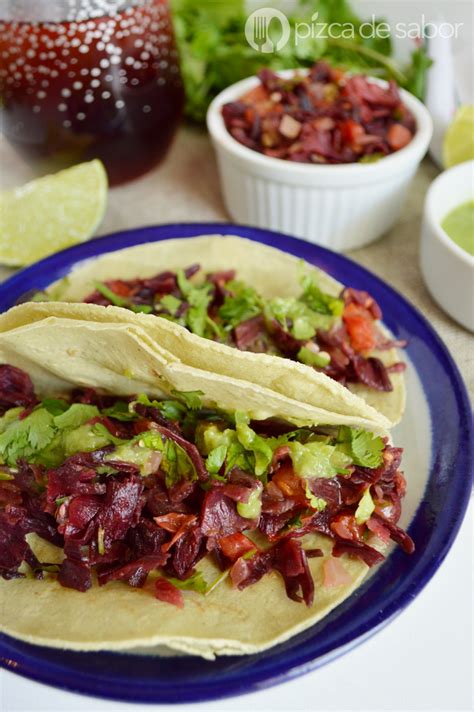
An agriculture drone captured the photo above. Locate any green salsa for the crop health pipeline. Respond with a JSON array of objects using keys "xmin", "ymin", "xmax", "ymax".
[{"xmin": 441, "ymin": 200, "xmax": 474, "ymax": 256}]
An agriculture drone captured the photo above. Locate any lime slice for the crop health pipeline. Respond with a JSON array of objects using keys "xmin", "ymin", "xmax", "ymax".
[
  {"xmin": 442, "ymin": 105, "xmax": 474, "ymax": 169},
  {"xmin": 0, "ymin": 159, "xmax": 108, "ymax": 266}
]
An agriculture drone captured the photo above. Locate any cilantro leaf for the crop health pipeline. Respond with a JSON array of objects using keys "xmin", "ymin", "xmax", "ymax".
[
  {"xmin": 41, "ymin": 398, "xmax": 69, "ymax": 416},
  {"xmin": 54, "ymin": 404, "xmax": 100, "ymax": 430},
  {"xmin": 299, "ymin": 270, "xmax": 344, "ymax": 317},
  {"xmin": 102, "ymin": 400, "xmax": 138, "ymax": 422},
  {"xmin": 218, "ymin": 280, "xmax": 262, "ymax": 327},
  {"xmin": 265, "ymin": 297, "xmax": 334, "ymax": 340},
  {"xmin": 176, "ymin": 269, "xmax": 214, "ymax": 338},
  {"xmin": 92, "ymin": 423, "xmax": 127, "ymax": 446},
  {"xmin": 133, "ymin": 393, "xmax": 186, "ymax": 422},
  {"xmin": 138, "ymin": 430, "xmax": 197, "ymax": 488},
  {"xmin": 206, "ymin": 443, "xmax": 227, "ymax": 475},
  {"xmin": 0, "ymin": 408, "xmax": 56, "ymax": 466},
  {"xmin": 348, "ymin": 428, "xmax": 384, "ymax": 468},
  {"xmin": 171, "ymin": 390, "xmax": 203, "ymax": 411},
  {"xmin": 304, "ymin": 481, "xmax": 327, "ymax": 511}
]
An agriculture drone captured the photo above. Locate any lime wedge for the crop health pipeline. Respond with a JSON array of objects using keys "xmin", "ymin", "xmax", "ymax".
[
  {"xmin": 0, "ymin": 160, "xmax": 108, "ymax": 266},
  {"xmin": 442, "ymin": 105, "xmax": 474, "ymax": 169}
]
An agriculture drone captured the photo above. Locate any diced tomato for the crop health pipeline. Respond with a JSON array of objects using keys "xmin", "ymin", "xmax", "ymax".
[
  {"xmin": 330, "ymin": 513, "xmax": 363, "ymax": 541},
  {"xmin": 323, "ymin": 557, "xmax": 352, "ymax": 588},
  {"xmin": 343, "ymin": 302, "xmax": 376, "ymax": 352},
  {"xmin": 341, "ymin": 119, "xmax": 365, "ymax": 146},
  {"xmin": 272, "ymin": 463, "xmax": 306, "ymax": 502},
  {"xmin": 241, "ymin": 85, "xmax": 273, "ymax": 116},
  {"xmin": 219, "ymin": 532, "xmax": 255, "ymax": 562},
  {"xmin": 387, "ymin": 123, "xmax": 412, "ymax": 151},
  {"xmin": 241, "ymin": 85, "xmax": 270, "ymax": 104},
  {"xmin": 104, "ymin": 280, "xmax": 133, "ymax": 297},
  {"xmin": 154, "ymin": 578, "xmax": 184, "ymax": 608}
]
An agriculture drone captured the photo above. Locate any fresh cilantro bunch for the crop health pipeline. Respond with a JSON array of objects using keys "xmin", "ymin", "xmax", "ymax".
[{"xmin": 170, "ymin": 0, "xmax": 432, "ymax": 123}]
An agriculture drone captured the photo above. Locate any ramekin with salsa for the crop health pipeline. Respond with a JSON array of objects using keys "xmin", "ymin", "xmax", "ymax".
[
  {"xmin": 221, "ymin": 62, "xmax": 416, "ymax": 165},
  {"xmin": 207, "ymin": 62, "xmax": 433, "ymax": 250}
]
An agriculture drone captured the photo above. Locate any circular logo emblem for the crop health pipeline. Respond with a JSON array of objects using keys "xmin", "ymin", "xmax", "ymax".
[{"xmin": 245, "ymin": 8, "xmax": 291, "ymax": 53}]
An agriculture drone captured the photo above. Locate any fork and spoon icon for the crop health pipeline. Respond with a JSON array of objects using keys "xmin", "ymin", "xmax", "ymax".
[{"xmin": 253, "ymin": 14, "xmax": 278, "ymax": 53}]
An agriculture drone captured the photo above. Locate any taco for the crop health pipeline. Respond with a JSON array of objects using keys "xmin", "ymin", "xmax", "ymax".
[
  {"xmin": 0, "ymin": 314, "xmax": 413, "ymax": 658},
  {"xmin": 31, "ymin": 235, "xmax": 406, "ymax": 424}
]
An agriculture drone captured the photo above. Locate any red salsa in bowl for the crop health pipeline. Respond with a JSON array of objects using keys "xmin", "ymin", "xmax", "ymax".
[{"xmin": 221, "ymin": 61, "xmax": 416, "ymax": 165}]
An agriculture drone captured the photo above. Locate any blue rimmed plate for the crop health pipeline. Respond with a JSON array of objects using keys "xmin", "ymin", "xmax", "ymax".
[{"xmin": 0, "ymin": 223, "xmax": 471, "ymax": 704}]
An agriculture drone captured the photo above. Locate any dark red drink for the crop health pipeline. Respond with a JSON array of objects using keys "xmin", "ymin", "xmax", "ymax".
[{"xmin": 0, "ymin": 0, "xmax": 184, "ymax": 185}]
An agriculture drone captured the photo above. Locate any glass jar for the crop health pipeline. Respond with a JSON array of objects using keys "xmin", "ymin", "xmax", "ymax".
[{"xmin": 0, "ymin": 0, "xmax": 184, "ymax": 184}]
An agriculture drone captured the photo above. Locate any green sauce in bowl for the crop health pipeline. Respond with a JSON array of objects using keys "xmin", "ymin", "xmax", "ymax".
[{"xmin": 441, "ymin": 200, "xmax": 474, "ymax": 256}]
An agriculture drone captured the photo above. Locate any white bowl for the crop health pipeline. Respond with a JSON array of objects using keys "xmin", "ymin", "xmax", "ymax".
[
  {"xmin": 207, "ymin": 71, "xmax": 433, "ymax": 251},
  {"xmin": 420, "ymin": 160, "xmax": 474, "ymax": 332}
]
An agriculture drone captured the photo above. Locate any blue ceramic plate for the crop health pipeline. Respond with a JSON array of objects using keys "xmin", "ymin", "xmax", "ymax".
[{"xmin": 0, "ymin": 223, "xmax": 471, "ymax": 704}]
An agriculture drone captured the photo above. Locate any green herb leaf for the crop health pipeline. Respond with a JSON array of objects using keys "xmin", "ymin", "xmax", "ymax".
[
  {"xmin": 0, "ymin": 407, "xmax": 56, "ymax": 466},
  {"xmin": 206, "ymin": 443, "xmax": 227, "ymax": 474},
  {"xmin": 92, "ymin": 423, "xmax": 127, "ymax": 446},
  {"xmin": 347, "ymin": 428, "xmax": 384, "ymax": 468},
  {"xmin": 265, "ymin": 297, "xmax": 334, "ymax": 340},
  {"xmin": 103, "ymin": 400, "xmax": 138, "ymax": 422},
  {"xmin": 304, "ymin": 481, "xmax": 327, "ymax": 511},
  {"xmin": 299, "ymin": 269, "xmax": 344, "ymax": 317},
  {"xmin": 138, "ymin": 430, "xmax": 197, "ymax": 487},
  {"xmin": 171, "ymin": 389, "xmax": 203, "ymax": 411},
  {"xmin": 176, "ymin": 269, "xmax": 214, "ymax": 337},
  {"xmin": 54, "ymin": 403, "xmax": 99, "ymax": 430},
  {"xmin": 41, "ymin": 398, "xmax": 69, "ymax": 416},
  {"xmin": 218, "ymin": 280, "xmax": 262, "ymax": 327}
]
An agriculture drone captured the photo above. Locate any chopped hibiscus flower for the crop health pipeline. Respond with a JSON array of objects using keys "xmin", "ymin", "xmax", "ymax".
[{"xmin": 0, "ymin": 366, "xmax": 414, "ymax": 609}]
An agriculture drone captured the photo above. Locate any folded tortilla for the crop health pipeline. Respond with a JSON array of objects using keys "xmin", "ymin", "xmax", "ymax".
[
  {"xmin": 28, "ymin": 235, "xmax": 404, "ymax": 424},
  {"xmin": 0, "ymin": 314, "xmax": 391, "ymax": 658}
]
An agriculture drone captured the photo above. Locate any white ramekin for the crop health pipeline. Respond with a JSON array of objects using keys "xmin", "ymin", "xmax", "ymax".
[
  {"xmin": 207, "ymin": 71, "xmax": 433, "ymax": 251},
  {"xmin": 420, "ymin": 160, "xmax": 474, "ymax": 332}
]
